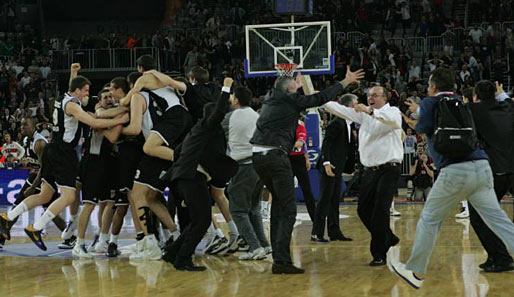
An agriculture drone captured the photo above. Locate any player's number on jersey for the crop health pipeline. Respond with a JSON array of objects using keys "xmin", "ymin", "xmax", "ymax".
[{"xmin": 53, "ymin": 108, "xmax": 59, "ymax": 127}]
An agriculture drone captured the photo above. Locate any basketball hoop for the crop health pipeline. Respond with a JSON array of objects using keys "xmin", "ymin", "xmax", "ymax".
[{"xmin": 275, "ymin": 63, "xmax": 297, "ymax": 77}]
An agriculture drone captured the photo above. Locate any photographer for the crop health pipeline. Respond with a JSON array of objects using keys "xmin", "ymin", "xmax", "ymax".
[{"xmin": 409, "ymin": 153, "xmax": 434, "ymax": 201}]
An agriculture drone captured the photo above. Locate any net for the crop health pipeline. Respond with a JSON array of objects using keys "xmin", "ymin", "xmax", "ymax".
[{"xmin": 275, "ymin": 63, "xmax": 297, "ymax": 77}]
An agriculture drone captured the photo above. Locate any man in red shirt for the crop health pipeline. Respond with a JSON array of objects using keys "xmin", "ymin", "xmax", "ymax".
[{"xmin": 289, "ymin": 118, "xmax": 316, "ymax": 224}]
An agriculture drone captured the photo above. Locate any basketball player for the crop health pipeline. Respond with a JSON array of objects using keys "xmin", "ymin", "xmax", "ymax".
[
  {"xmin": 116, "ymin": 55, "xmax": 191, "ymax": 260},
  {"xmin": 142, "ymin": 68, "xmax": 241, "ymax": 254},
  {"xmin": 0, "ymin": 117, "xmax": 66, "ymax": 248},
  {"xmin": 72, "ymin": 89, "xmax": 124, "ymax": 258},
  {"xmin": 0, "ymin": 73, "xmax": 129, "ymax": 250}
]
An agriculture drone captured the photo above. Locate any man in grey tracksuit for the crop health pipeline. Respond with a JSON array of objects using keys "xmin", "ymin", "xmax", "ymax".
[{"xmin": 222, "ymin": 86, "xmax": 271, "ymax": 260}]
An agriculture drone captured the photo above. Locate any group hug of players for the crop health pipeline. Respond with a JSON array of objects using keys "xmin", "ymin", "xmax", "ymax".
[{"xmin": 0, "ymin": 55, "xmax": 256, "ymax": 271}]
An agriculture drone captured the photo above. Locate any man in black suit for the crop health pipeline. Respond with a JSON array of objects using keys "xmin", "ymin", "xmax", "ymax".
[
  {"xmin": 467, "ymin": 80, "xmax": 514, "ymax": 272},
  {"xmin": 312, "ymin": 94, "xmax": 358, "ymax": 242},
  {"xmin": 250, "ymin": 67, "xmax": 364, "ymax": 274},
  {"xmin": 161, "ymin": 77, "xmax": 238, "ymax": 271}
]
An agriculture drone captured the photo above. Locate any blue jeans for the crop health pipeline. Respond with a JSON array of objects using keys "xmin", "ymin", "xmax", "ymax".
[{"xmin": 405, "ymin": 160, "xmax": 514, "ymax": 274}]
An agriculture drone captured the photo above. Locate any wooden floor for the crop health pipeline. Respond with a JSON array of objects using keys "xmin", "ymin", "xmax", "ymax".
[{"xmin": 1, "ymin": 203, "xmax": 514, "ymax": 297}]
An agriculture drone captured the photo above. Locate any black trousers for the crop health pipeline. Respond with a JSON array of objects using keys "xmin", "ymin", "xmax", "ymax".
[
  {"xmin": 469, "ymin": 173, "xmax": 514, "ymax": 266},
  {"xmin": 289, "ymin": 154, "xmax": 316, "ymax": 222},
  {"xmin": 313, "ymin": 171, "xmax": 343, "ymax": 238},
  {"xmin": 358, "ymin": 164, "xmax": 400, "ymax": 260},
  {"xmin": 253, "ymin": 150, "xmax": 296, "ymax": 264},
  {"xmin": 168, "ymin": 173, "xmax": 212, "ymax": 266}
]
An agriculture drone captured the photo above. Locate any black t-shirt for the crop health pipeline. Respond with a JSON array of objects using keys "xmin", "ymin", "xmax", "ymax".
[{"xmin": 413, "ymin": 161, "xmax": 434, "ymax": 188}]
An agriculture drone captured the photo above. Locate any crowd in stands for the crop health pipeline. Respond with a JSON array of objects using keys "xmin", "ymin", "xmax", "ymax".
[{"xmin": 0, "ymin": 0, "xmax": 513, "ymax": 176}]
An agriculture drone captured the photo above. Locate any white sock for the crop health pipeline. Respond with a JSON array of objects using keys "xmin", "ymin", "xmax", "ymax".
[
  {"xmin": 33, "ymin": 210, "xmax": 56, "ymax": 230},
  {"xmin": 207, "ymin": 223, "xmax": 216, "ymax": 236},
  {"xmin": 7, "ymin": 202, "xmax": 28, "ymax": 221},
  {"xmin": 110, "ymin": 234, "xmax": 119, "ymax": 245},
  {"xmin": 162, "ymin": 229, "xmax": 172, "ymax": 242},
  {"xmin": 216, "ymin": 228, "xmax": 225, "ymax": 239},
  {"xmin": 77, "ymin": 238, "xmax": 85, "ymax": 246},
  {"xmin": 228, "ymin": 220, "xmax": 239, "ymax": 236},
  {"xmin": 171, "ymin": 230, "xmax": 180, "ymax": 240},
  {"xmin": 390, "ymin": 201, "xmax": 395, "ymax": 209},
  {"xmin": 262, "ymin": 201, "xmax": 269, "ymax": 211},
  {"xmin": 99, "ymin": 233, "xmax": 109, "ymax": 243},
  {"xmin": 462, "ymin": 200, "xmax": 468, "ymax": 209}
]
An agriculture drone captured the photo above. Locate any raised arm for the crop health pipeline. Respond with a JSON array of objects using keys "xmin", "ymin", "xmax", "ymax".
[
  {"xmin": 69, "ymin": 63, "xmax": 80, "ymax": 88},
  {"xmin": 205, "ymin": 77, "xmax": 233, "ymax": 128},
  {"xmin": 293, "ymin": 67, "xmax": 364, "ymax": 109},
  {"xmin": 323, "ymin": 101, "xmax": 364, "ymax": 124},
  {"xmin": 355, "ymin": 104, "xmax": 402, "ymax": 129},
  {"xmin": 66, "ymin": 101, "xmax": 129, "ymax": 129}
]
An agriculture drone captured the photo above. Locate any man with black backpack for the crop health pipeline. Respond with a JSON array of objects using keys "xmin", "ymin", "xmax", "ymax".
[{"xmin": 392, "ymin": 68, "xmax": 514, "ymax": 289}]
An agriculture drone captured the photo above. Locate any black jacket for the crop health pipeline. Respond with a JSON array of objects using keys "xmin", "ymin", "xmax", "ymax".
[
  {"xmin": 469, "ymin": 98, "xmax": 514, "ymax": 174},
  {"xmin": 168, "ymin": 90, "xmax": 238, "ymax": 182},
  {"xmin": 317, "ymin": 118, "xmax": 354, "ymax": 175},
  {"xmin": 183, "ymin": 82, "xmax": 219, "ymax": 124},
  {"xmin": 250, "ymin": 83, "xmax": 346, "ymax": 153}
]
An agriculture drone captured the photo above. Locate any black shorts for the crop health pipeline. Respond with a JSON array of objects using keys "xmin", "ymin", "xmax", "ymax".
[
  {"xmin": 151, "ymin": 106, "xmax": 192, "ymax": 149},
  {"xmin": 81, "ymin": 153, "xmax": 117, "ymax": 204},
  {"xmin": 15, "ymin": 172, "xmax": 60, "ymax": 208},
  {"xmin": 116, "ymin": 141, "xmax": 143, "ymax": 193},
  {"xmin": 115, "ymin": 190, "xmax": 129, "ymax": 206},
  {"xmin": 41, "ymin": 143, "xmax": 79, "ymax": 192},
  {"xmin": 134, "ymin": 155, "xmax": 172, "ymax": 193}
]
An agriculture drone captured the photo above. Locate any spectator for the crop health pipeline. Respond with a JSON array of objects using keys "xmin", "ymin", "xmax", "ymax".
[
  {"xmin": 469, "ymin": 25, "xmax": 483, "ymax": 44},
  {"xmin": 20, "ymin": 71, "xmax": 31, "ymax": 88},
  {"xmin": 409, "ymin": 153, "xmax": 434, "ymax": 201},
  {"xmin": 404, "ymin": 128, "xmax": 417, "ymax": 155},
  {"xmin": 1, "ymin": 133, "xmax": 24, "ymax": 161},
  {"xmin": 460, "ymin": 65, "xmax": 471, "ymax": 83},
  {"xmin": 408, "ymin": 60, "xmax": 421, "ymax": 82}
]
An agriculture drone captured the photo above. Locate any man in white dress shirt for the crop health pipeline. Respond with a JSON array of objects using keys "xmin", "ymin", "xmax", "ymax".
[{"xmin": 323, "ymin": 85, "xmax": 403, "ymax": 266}]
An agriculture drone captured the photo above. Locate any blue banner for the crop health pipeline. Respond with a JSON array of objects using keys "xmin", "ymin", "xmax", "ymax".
[{"xmin": 0, "ymin": 169, "xmax": 30, "ymax": 205}]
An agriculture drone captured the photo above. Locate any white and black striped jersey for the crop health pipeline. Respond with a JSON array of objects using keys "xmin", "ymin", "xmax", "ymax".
[
  {"xmin": 52, "ymin": 93, "xmax": 83, "ymax": 149},
  {"xmin": 143, "ymin": 86, "xmax": 186, "ymax": 123},
  {"xmin": 23, "ymin": 131, "xmax": 48, "ymax": 168}
]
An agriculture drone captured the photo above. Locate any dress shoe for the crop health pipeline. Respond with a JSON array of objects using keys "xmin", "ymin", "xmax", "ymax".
[
  {"xmin": 329, "ymin": 234, "xmax": 353, "ymax": 241},
  {"xmin": 482, "ymin": 262, "xmax": 514, "ymax": 273},
  {"xmin": 479, "ymin": 258, "xmax": 493, "ymax": 269},
  {"xmin": 369, "ymin": 258, "xmax": 386, "ymax": 266},
  {"xmin": 174, "ymin": 260, "xmax": 207, "ymax": 272},
  {"xmin": 310, "ymin": 235, "xmax": 328, "ymax": 242},
  {"xmin": 162, "ymin": 250, "xmax": 177, "ymax": 264},
  {"xmin": 272, "ymin": 263, "xmax": 305, "ymax": 274}
]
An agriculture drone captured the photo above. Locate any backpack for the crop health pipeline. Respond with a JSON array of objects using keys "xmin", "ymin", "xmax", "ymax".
[{"xmin": 432, "ymin": 96, "xmax": 478, "ymax": 158}]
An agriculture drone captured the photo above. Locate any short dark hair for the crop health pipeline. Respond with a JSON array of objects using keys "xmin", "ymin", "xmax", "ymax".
[
  {"xmin": 462, "ymin": 87, "xmax": 474, "ymax": 101},
  {"xmin": 188, "ymin": 66, "xmax": 209, "ymax": 83},
  {"xmin": 110, "ymin": 77, "xmax": 130, "ymax": 94},
  {"xmin": 474, "ymin": 80, "xmax": 496, "ymax": 102},
  {"xmin": 98, "ymin": 88, "xmax": 110, "ymax": 99},
  {"xmin": 429, "ymin": 67, "xmax": 455, "ymax": 92},
  {"xmin": 69, "ymin": 76, "xmax": 91, "ymax": 93},
  {"xmin": 127, "ymin": 72, "xmax": 143, "ymax": 86},
  {"xmin": 233, "ymin": 86, "xmax": 252, "ymax": 106},
  {"xmin": 136, "ymin": 55, "xmax": 156, "ymax": 71},
  {"xmin": 22, "ymin": 116, "xmax": 38, "ymax": 127}
]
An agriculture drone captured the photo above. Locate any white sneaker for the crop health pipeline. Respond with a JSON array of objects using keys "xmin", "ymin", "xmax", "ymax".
[
  {"xmin": 203, "ymin": 235, "xmax": 222, "ymax": 254},
  {"xmin": 72, "ymin": 244, "xmax": 93, "ymax": 258},
  {"xmin": 391, "ymin": 261, "xmax": 424, "ymax": 289},
  {"xmin": 263, "ymin": 246, "xmax": 272, "ymax": 255},
  {"xmin": 207, "ymin": 237, "xmax": 229, "ymax": 255},
  {"xmin": 238, "ymin": 247, "xmax": 266, "ymax": 260},
  {"xmin": 455, "ymin": 201, "xmax": 469, "ymax": 218},
  {"xmin": 129, "ymin": 239, "xmax": 146, "ymax": 261},
  {"xmin": 94, "ymin": 240, "xmax": 109, "ymax": 253},
  {"xmin": 142, "ymin": 235, "xmax": 162, "ymax": 260},
  {"xmin": 390, "ymin": 206, "xmax": 401, "ymax": 216},
  {"xmin": 61, "ymin": 219, "xmax": 78, "ymax": 240},
  {"xmin": 87, "ymin": 235, "xmax": 100, "ymax": 253}
]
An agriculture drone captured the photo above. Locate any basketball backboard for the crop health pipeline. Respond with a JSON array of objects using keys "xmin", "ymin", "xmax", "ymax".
[{"xmin": 244, "ymin": 21, "xmax": 333, "ymax": 78}]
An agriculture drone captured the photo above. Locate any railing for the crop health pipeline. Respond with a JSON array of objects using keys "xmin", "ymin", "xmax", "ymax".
[
  {"xmin": 346, "ymin": 31, "xmax": 365, "ymax": 48},
  {"xmin": 332, "ymin": 32, "xmax": 346, "ymax": 46},
  {"xmin": 401, "ymin": 153, "xmax": 415, "ymax": 176},
  {"xmin": 51, "ymin": 47, "xmax": 161, "ymax": 71},
  {"xmin": 426, "ymin": 36, "xmax": 444, "ymax": 53},
  {"xmin": 387, "ymin": 38, "xmax": 405, "ymax": 49},
  {"xmin": 405, "ymin": 37, "xmax": 426, "ymax": 54}
]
